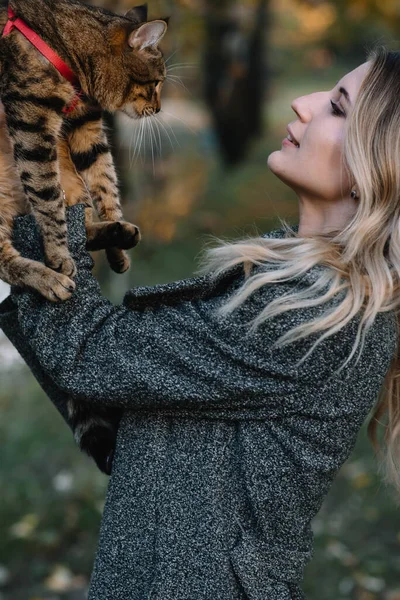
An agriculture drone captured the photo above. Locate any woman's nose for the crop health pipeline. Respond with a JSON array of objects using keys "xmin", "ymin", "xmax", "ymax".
[
  {"xmin": 291, "ymin": 94, "xmax": 314, "ymax": 122},
  {"xmin": 291, "ymin": 90, "xmax": 327, "ymax": 121}
]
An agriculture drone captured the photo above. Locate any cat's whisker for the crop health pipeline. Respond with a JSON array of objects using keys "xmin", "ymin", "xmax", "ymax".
[
  {"xmin": 142, "ymin": 117, "xmax": 153, "ymax": 172},
  {"xmin": 152, "ymin": 118, "xmax": 161, "ymax": 164},
  {"xmin": 136, "ymin": 118, "xmax": 145, "ymax": 166},
  {"xmin": 147, "ymin": 116, "xmax": 156, "ymax": 161},
  {"xmin": 166, "ymin": 71, "xmax": 194, "ymax": 80},
  {"xmin": 158, "ymin": 113, "xmax": 181, "ymax": 148},
  {"xmin": 167, "ymin": 63, "xmax": 199, "ymax": 73},
  {"xmin": 166, "ymin": 76, "xmax": 191, "ymax": 86},
  {"xmin": 137, "ymin": 119, "xmax": 145, "ymax": 166},
  {"xmin": 165, "ymin": 75, "xmax": 191, "ymax": 95},
  {"xmin": 148, "ymin": 118, "xmax": 156, "ymax": 176},
  {"xmin": 132, "ymin": 119, "xmax": 142, "ymax": 167},
  {"xmin": 165, "ymin": 49, "xmax": 180, "ymax": 65},
  {"xmin": 160, "ymin": 110, "xmax": 197, "ymax": 136},
  {"xmin": 128, "ymin": 121, "xmax": 134, "ymax": 168},
  {"xmin": 149, "ymin": 116, "xmax": 162, "ymax": 158},
  {"xmin": 166, "ymin": 73, "xmax": 187, "ymax": 80},
  {"xmin": 133, "ymin": 118, "xmax": 145, "ymax": 166},
  {"xmin": 165, "ymin": 79, "xmax": 191, "ymax": 97},
  {"xmin": 166, "ymin": 74, "xmax": 188, "ymax": 83},
  {"xmin": 130, "ymin": 120, "xmax": 139, "ymax": 169},
  {"xmin": 164, "ymin": 78, "xmax": 181, "ymax": 92},
  {"xmin": 143, "ymin": 118, "xmax": 150, "ymax": 166},
  {"xmin": 154, "ymin": 114, "xmax": 176, "ymax": 151},
  {"xmin": 154, "ymin": 117, "xmax": 163, "ymax": 158},
  {"xmin": 167, "ymin": 62, "xmax": 198, "ymax": 66},
  {"xmin": 166, "ymin": 63, "xmax": 198, "ymax": 70},
  {"xmin": 141, "ymin": 117, "xmax": 148, "ymax": 164}
]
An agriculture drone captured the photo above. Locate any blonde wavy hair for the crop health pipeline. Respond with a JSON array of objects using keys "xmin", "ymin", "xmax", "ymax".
[{"xmin": 196, "ymin": 43, "xmax": 400, "ymax": 499}]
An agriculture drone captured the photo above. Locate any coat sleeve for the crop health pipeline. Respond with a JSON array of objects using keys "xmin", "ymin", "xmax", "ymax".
[
  {"xmin": 0, "ymin": 293, "xmax": 121, "ymax": 475},
  {"xmin": 0, "ymin": 295, "xmax": 72, "ymax": 426},
  {"xmin": 2, "ymin": 204, "xmax": 276, "ymax": 411}
]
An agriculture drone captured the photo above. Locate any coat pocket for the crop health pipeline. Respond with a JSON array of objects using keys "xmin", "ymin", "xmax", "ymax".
[{"xmin": 228, "ymin": 529, "xmax": 310, "ymax": 600}]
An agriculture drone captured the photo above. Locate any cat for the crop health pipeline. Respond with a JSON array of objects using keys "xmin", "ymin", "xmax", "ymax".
[
  {"xmin": 0, "ymin": 0, "xmax": 168, "ymax": 300},
  {"xmin": 0, "ymin": 0, "xmax": 169, "ymax": 473}
]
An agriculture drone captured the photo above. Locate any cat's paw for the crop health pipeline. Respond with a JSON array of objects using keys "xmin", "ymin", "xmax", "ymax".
[
  {"xmin": 112, "ymin": 222, "xmax": 141, "ymax": 250},
  {"xmin": 40, "ymin": 270, "xmax": 76, "ymax": 302},
  {"xmin": 106, "ymin": 248, "xmax": 130, "ymax": 274},
  {"xmin": 46, "ymin": 256, "xmax": 77, "ymax": 279}
]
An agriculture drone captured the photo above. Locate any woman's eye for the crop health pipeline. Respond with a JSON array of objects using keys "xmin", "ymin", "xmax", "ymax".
[{"xmin": 330, "ymin": 99, "xmax": 345, "ymax": 117}]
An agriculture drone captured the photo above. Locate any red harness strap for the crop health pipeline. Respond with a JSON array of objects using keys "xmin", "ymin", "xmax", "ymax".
[{"xmin": 2, "ymin": 5, "xmax": 84, "ymax": 114}]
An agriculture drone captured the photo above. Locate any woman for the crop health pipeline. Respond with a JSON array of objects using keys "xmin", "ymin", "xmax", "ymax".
[{"xmin": 0, "ymin": 43, "xmax": 399, "ymax": 600}]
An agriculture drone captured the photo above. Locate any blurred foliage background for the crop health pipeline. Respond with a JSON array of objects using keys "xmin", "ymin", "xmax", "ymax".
[{"xmin": 1, "ymin": 0, "xmax": 400, "ymax": 598}]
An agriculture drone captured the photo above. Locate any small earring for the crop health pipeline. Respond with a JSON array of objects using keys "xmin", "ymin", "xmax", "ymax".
[{"xmin": 351, "ymin": 189, "xmax": 359, "ymax": 199}]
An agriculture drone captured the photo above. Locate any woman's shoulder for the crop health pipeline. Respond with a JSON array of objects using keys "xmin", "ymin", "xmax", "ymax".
[{"xmin": 245, "ymin": 224, "xmax": 397, "ymax": 382}]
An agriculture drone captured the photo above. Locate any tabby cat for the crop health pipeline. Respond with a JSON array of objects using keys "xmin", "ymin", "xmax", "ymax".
[{"xmin": 0, "ymin": 0, "xmax": 169, "ymax": 473}]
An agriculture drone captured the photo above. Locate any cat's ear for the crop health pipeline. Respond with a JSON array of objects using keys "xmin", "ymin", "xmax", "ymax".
[
  {"xmin": 125, "ymin": 4, "xmax": 148, "ymax": 24},
  {"xmin": 128, "ymin": 20, "xmax": 167, "ymax": 51}
]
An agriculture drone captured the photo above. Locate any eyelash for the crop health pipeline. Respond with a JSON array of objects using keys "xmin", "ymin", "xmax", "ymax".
[{"xmin": 330, "ymin": 99, "xmax": 345, "ymax": 117}]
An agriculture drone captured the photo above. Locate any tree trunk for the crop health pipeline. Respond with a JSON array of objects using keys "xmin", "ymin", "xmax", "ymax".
[{"xmin": 204, "ymin": 0, "xmax": 269, "ymax": 167}]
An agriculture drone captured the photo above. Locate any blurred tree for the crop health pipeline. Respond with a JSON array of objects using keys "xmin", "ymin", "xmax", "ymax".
[
  {"xmin": 293, "ymin": 0, "xmax": 400, "ymax": 63},
  {"xmin": 203, "ymin": 0, "xmax": 269, "ymax": 167}
]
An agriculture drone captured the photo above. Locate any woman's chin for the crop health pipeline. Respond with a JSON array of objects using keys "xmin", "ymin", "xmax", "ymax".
[
  {"xmin": 267, "ymin": 150, "xmax": 285, "ymax": 173},
  {"xmin": 266, "ymin": 154, "xmax": 296, "ymax": 188}
]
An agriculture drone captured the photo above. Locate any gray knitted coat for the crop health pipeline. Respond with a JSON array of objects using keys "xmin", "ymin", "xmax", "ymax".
[{"xmin": 0, "ymin": 204, "xmax": 397, "ymax": 600}]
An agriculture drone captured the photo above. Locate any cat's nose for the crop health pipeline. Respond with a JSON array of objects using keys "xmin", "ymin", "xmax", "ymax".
[{"xmin": 155, "ymin": 107, "xmax": 161, "ymax": 114}]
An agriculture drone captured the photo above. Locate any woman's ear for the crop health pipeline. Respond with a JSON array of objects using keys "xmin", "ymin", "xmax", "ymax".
[
  {"xmin": 125, "ymin": 4, "xmax": 148, "ymax": 24},
  {"xmin": 128, "ymin": 20, "xmax": 167, "ymax": 51}
]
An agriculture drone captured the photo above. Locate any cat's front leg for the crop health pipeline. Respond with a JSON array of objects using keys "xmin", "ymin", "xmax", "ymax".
[
  {"xmin": 3, "ymin": 101, "xmax": 77, "ymax": 279},
  {"xmin": 67, "ymin": 112, "xmax": 140, "ymax": 273}
]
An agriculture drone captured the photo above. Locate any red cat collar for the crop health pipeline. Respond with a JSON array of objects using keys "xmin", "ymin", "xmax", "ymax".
[{"xmin": 2, "ymin": 5, "xmax": 84, "ymax": 114}]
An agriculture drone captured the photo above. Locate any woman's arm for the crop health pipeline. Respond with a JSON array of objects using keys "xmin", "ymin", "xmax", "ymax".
[
  {"xmin": 0, "ymin": 296, "xmax": 71, "ymax": 425},
  {"xmin": 7, "ymin": 204, "xmax": 394, "ymax": 415},
  {"xmin": 0, "ymin": 297, "xmax": 120, "ymax": 474},
  {"xmin": 3, "ymin": 204, "xmax": 275, "ymax": 411}
]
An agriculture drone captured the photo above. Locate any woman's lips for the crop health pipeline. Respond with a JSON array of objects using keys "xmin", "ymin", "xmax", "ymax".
[{"xmin": 282, "ymin": 137, "xmax": 299, "ymax": 147}]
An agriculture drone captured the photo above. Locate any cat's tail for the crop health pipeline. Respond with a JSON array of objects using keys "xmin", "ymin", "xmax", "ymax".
[{"xmin": 67, "ymin": 398, "xmax": 121, "ymax": 475}]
